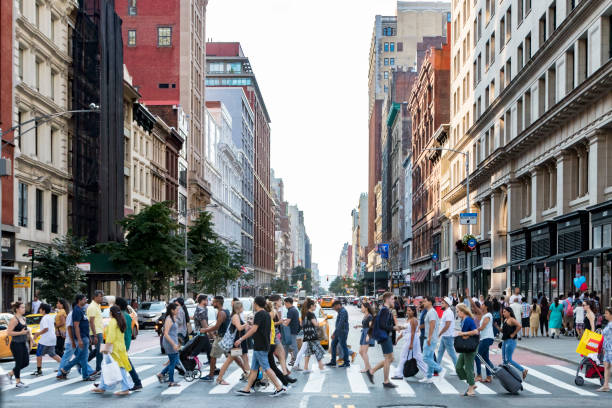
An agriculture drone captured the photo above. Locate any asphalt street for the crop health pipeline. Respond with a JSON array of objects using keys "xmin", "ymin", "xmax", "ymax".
[{"xmin": 1, "ymin": 305, "xmax": 611, "ymax": 408}]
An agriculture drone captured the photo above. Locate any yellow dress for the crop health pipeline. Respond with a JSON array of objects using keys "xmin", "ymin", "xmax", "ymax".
[{"xmin": 104, "ymin": 319, "xmax": 132, "ymax": 371}]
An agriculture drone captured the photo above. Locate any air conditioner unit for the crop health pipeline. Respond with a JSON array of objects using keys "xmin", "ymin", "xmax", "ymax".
[{"xmin": 0, "ymin": 158, "xmax": 12, "ymax": 176}]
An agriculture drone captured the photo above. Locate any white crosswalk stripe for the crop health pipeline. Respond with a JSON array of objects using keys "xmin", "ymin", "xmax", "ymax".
[
  {"xmin": 140, "ymin": 374, "xmax": 163, "ymax": 388},
  {"xmin": 302, "ymin": 364, "xmax": 326, "ymax": 393},
  {"xmin": 432, "ymin": 376, "xmax": 460, "ymax": 394},
  {"xmin": 521, "ymin": 382, "xmax": 551, "ymax": 394},
  {"xmin": 346, "ymin": 364, "xmax": 369, "ymax": 393},
  {"xmin": 2, "ymin": 370, "xmax": 57, "ymax": 392},
  {"xmin": 523, "ymin": 366, "xmax": 597, "ymax": 396},
  {"xmin": 63, "ymin": 365, "xmax": 154, "ymax": 395},
  {"xmin": 160, "ymin": 377, "xmax": 198, "ymax": 395},
  {"xmin": 17, "ymin": 376, "xmax": 83, "ymax": 397},
  {"xmin": 547, "ymin": 364, "xmax": 601, "ymax": 385},
  {"xmin": 389, "ymin": 366, "xmax": 415, "ymax": 396}
]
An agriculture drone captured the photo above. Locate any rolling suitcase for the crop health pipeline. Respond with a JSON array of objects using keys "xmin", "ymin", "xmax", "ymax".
[{"xmin": 476, "ymin": 353, "xmax": 523, "ymax": 394}]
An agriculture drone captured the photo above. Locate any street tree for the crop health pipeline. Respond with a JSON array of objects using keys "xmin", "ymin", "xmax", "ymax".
[
  {"xmin": 271, "ymin": 277, "xmax": 290, "ymax": 294},
  {"xmin": 291, "ymin": 266, "xmax": 312, "ymax": 293},
  {"xmin": 33, "ymin": 233, "xmax": 91, "ymax": 304},
  {"xmin": 103, "ymin": 202, "xmax": 184, "ymax": 299},
  {"xmin": 328, "ymin": 276, "xmax": 344, "ymax": 294}
]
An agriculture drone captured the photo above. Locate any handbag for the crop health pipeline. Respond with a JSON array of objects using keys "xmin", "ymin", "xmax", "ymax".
[
  {"xmin": 402, "ymin": 334, "xmax": 419, "ymax": 377},
  {"xmin": 101, "ymin": 354, "xmax": 122, "ymax": 386},
  {"xmin": 219, "ymin": 326, "xmax": 237, "ymax": 353},
  {"xmin": 230, "ymin": 348, "xmax": 242, "ymax": 357},
  {"xmin": 454, "ymin": 334, "xmax": 480, "ymax": 353},
  {"xmin": 303, "ymin": 319, "xmax": 319, "ymax": 342}
]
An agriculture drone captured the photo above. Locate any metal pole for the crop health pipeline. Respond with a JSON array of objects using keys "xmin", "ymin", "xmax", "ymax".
[
  {"xmin": 184, "ymin": 215, "xmax": 188, "ymax": 299},
  {"xmin": 0, "ymin": 158, "xmax": 3, "ymax": 312},
  {"xmin": 465, "ymin": 152, "xmax": 472, "ymax": 295}
]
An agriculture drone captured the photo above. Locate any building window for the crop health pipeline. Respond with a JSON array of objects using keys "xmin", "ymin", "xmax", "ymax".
[
  {"xmin": 18, "ymin": 47, "xmax": 25, "ymax": 82},
  {"xmin": 390, "ymin": 42, "xmax": 395, "ymax": 52},
  {"xmin": 227, "ymin": 62, "xmax": 241, "ymax": 73},
  {"xmin": 397, "ymin": 42, "xmax": 403, "ymax": 52},
  {"xmin": 51, "ymin": 194, "xmax": 58, "ymax": 234},
  {"xmin": 18, "ymin": 183, "xmax": 28, "ymax": 227},
  {"xmin": 506, "ymin": 7, "xmax": 512, "ymax": 42},
  {"xmin": 128, "ymin": 0, "xmax": 137, "ymax": 15},
  {"xmin": 383, "ymin": 27, "xmax": 394, "ymax": 36},
  {"xmin": 179, "ymin": 193, "xmax": 187, "ymax": 215},
  {"xmin": 517, "ymin": 43, "xmax": 524, "ymax": 71},
  {"xmin": 390, "ymin": 58, "xmax": 395, "ymax": 66},
  {"xmin": 35, "ymin": 189, "xmax": 43, "ymax": 230},
  {"xmin": 179, "ymin": 163, "xmax": 187, "ymax": 187},
  {"xmin": 34, "ymin": 122, "xmax": 39, "ymax": 156},
  {"xmin": 128, "ymin": 30, "xmax": 136, "ymax": 46},
  {"xmin": 35, "ymin": 60, "xmax": 41, "ymax": 91},
  {"xmin": 50, "ymin": 15, "xmax": 57, "ymax": 42},
  {"xmin": 384, "ymin": 71, "xmax": 389, "ymax": 79},
  {"xmin": 384, "ymin": 58, "xmax": 389, "ymax": 66},
  {"xmin": 50, "ymin": 71, "xmax": 56, "ymax": 100},
  {"xmin": 500, "ymin": 16, "xmax": 506, "ymax": 45},
  {"xmin": 539, "ymin": 14, "xmax": 547, "ymax": 45},
  {"xmin": 157, "ymin": 27, "xmax": 172, "ymax": 47},
  {"xmin": 384, "ymin": 42, "xmax": 389, "ymax": 52}
]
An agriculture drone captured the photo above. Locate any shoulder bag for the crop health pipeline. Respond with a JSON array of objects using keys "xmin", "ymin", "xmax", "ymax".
[
  {"xmin": 303, "ymin": 318, "xmax": 319, "ymax": 342},
  {"xmin": 454, "ymin": 334, "xmax": 480, "ymax": 353},
  {"xmin": 219, "ymin": 326, "xmax": 237, "ymax": 353}
]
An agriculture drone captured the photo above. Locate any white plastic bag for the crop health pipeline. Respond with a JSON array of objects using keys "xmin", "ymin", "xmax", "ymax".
[{"xmin": 101, "ymin": 355, "xmax": 122, "ymax": 386}]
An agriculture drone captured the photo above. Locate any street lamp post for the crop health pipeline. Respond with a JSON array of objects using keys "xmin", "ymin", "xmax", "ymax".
[
  {"xmin": 0, "ymin": 105, "xmax": 99, "ymax": 312},
  {"xmin": 424, "ymin": 147, "xmax": 472, "ymax": 295}
]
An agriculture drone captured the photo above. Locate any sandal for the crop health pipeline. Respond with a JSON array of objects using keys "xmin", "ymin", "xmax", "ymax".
[
  {"xmin": 156, "ymin": 374, "xmax": 164, "ymax": 384},
  {"xmin": 168, "ymin": 382, "xmax": 181, "ymax": 387},
  {"xmin": 92, "ymin": 388, "xmax": 105, "ymax": 393},
  {"xmin": 522, "ymin": 369, "xmax": 528, "ymax": 380},
  {"xmin": 596, "ymin": 387, "xmax": 610, "ymax": 392},
  {"xmin": 216, "ymin": 379, "xmax": 230, "ymax": 385},
  {"xmin": 114, "ymin": 390, "xmax": 130, "ymax": 396}
]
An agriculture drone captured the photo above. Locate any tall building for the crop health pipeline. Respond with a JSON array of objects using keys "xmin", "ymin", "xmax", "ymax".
[
  {"xmin": 288, "ymin": 204, "xmax": 300, "ymax": 268},
  {"xmin": 271, "ymin": 170, "xmax": 292, "ymax": 282},
  {"xmin": 206, "ymin": 42, "xmax": 274, "ymax": 294},
  {"xmin": 442, "ymin": 0, "xmax": 612, "ymax": 307},
  {"xmin": 115, "ymin": 0, "xmax": 212, "ymax": 215},
  {"xmin": 368, "ymin": 2, "xmax": 450, "ymax": 258},
  {"xmin": 338, "ymin": 243, "xmax": 349, "ymax": 278}
]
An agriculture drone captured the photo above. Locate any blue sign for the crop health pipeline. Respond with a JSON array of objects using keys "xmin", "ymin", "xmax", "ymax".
[
  {"xmin": 432, "ymin": 253, "xmax": 439, "ymax": 262},
  {"xmin": 377, "ymin": 243, "xmax": 389, "ymax": 259},
  {"xmin": 467, "ymin": 238, "xmax": 477, "ymax": 250}
]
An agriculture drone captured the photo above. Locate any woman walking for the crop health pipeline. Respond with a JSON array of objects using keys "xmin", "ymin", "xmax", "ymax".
[
  {"xmin": 539, "ymin": 296, "xmax": 550, "ymax": 337},
  {"xmin": 157, "ymin": 303, "xmax": 181, "ymax": 387},
  {"xmin": 215, "ymin": 301, "xmax": 249, "ymax": 385},
  {"xmin": 5, "ymin": 302, "xmax": 33, "ymax": 388},
  {"xmin": 548, "ymin": 297, "xmax": 564, "ymax": 339},
  {"xmin": 302, "ymin": 299, "xmax": 326, "ymax": 373},
  {"xmin": 455, "ymin": 304, "xmax": 479, "ymax": 397},
  {"xmin": 584, "ymin": 301, "xmax": 596, "ymax": 333},
  {"xmin": 501, "ymin": 307, "xmax": 528, "ymax": 380},
  {"xmin": 270, "ymin": 299, "xmax": 290, "ymax": 377},
  {"xmin": 597, "ymin": 307, "xmax": 612, "ymax": 392},
  {"xmin": 473, "ymin": 300, "xmax": 494, "ymax": 383},
  {"xmin": 92, "ymin": 306, "xmax": 132, "ymax": 395},
  {"xmin": 55, "ymin": 299, "xmax": 69, "ymax": 356},
  {"xmin": 265, "ymin": 302, "xmax": 294, "ymax": 385},
  {"xmin": 529, "ymin": 298, "xmax": 541, "ymax": 338},
  {"xmin": 354, "ymin": 302, "xmax": 375, "ymax": 373},
  {"xmin": 392, "ymin": 305, "xmax": 427, "ymax": 379}
]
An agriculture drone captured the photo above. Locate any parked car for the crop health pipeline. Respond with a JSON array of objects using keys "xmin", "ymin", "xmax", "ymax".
[
  {"xmin": 137, "ymin": 301, "xmax": 166, "ymax": 329},
  {"xmin": 0, "ymin": 313, "xmax": 14, "ymax": 359},
  {"xmin": 320, "ymin": 296, "xmax": 334, "ymax": 308}
]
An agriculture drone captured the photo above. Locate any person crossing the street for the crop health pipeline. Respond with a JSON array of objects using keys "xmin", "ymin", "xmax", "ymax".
[
  {"xmin": 5, "ymin": 302, "xmax": 33, "ymax": 388},
  {"xmin": 501, "ymin": 307, "xmax": 528, "ymax": 380},
  {"xmin": 31, "ymin": 303, "xmax": 62, "ymax": 376},
  {"xmin": 201, "ymin": 296, "xmax": 230, "ymax": 382},
  {"xmin": 215, "ymin": 301, "xmax": 249, "ymax": 385},
  {"xmin": 265, "ymin": 301, "xmax": 294, "ymax": 387},
  {"xmin": 366, "ymin": 292, "xmax": 398, "ymax": 388},
  {"xmin": 54, "ymin": 299, "xmax": 69, "ymax": 356},
  {"xmin": 354, "ymin": 302, "xmax": 375, "ymax": 374},
  {"xmin": 193, "ymin": 294, "xmax": 212, "ymax": 367},
  {"xmin": 115, "ymin": 297, "xmax": 142, "ymax": 391},
  {"xmin": 157, "ymin": 303, "xmax": 181, "ymax": 387},
  {"xmin": 597, "ymin": 306, "xmax": 612, "ymax": 392},
  {"xmin": 420, "ymin": 296, "xmax": 446, "ymax": 383},
  {"xmin": 87, "ymin": 290, "xmax": 104, "ymax": 376},
  {"xmin": 302, "ymin": 298, "xmax": 327, "ymax": 373},
  {"xmin": 282, "ymin": 297, "xmax": 300, "ymax": 365},
  {"xmin": 392, "ymin": 305, "xmax": 427, "ymax": 380},
  {"xmin": 60, "ymin": 294, "xmax": 96, "ymax": 381},
  {"xmin": 326, "ymin": 300, "xmax": 350, "ymax": 368},
  {"xmin": 454, "ymin": 304, "xmax": 479, "ymax": 397},
  {"xmin": 471, "ymin": 299, "xmax": 494, "ymax": 383},
  {"xmin": 436, "ymin": 297, "xmax": 457, "ymax": 370}
]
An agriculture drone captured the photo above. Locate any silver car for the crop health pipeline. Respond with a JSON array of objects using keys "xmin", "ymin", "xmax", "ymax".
[{"xmin": 137, "ymin": 301, "xmax": 166, "ymax": 328}]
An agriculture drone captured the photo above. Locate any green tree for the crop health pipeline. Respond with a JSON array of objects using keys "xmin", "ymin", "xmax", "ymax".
[
  {"xmin": 291, "ymin": 266, "xmax": 312, "ymax": 293},
  {"xmin": 328, "ymin": 276, "xmax": 344, "ymax": 294},
  {"xmin": 271, "ymin": 278, "xmax": 290, "ymax": 294},
  {"xmin": 188, "ymin": 211, "xmax": 241, "ymax": 295},
  {"xmin": 34, "ymin": 233, "xmax": 91, "ymax": 303},
  {"xmin": 103, "ymin": 202, "xmax": 184, "ymax": 299}
]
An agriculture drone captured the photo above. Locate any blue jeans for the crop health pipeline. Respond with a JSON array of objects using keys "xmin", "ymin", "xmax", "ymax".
[
  {"xmin": 64, "ymin": 337, "xmax": 93, "ymax": 379},
  {"xmin": 475, "ymin": 338, "xmax": 494, "ymax": 376},
  {"xmin": 57, "ymin": 340, "xmax": 76, "ymax": 376},
  {"xmin": 285, "ymin": 334, "xmax": 298, "ymax": 358},
  {"xmin": 93, "ymin": 333, "xmax": 103, "ymax": 372},
  {"xmin": 127, "ymin": 357, "xmax": 141, "ymax": 387},
  {"xmin": 100, "ymin": 362, "xmax": 132, "ymax": 392},
  {"xmin": 423, "ymin": 340, "xmax": 442, "ymax": 379},
  {"xmin": 330, "ymin": 332, "xmax": 349, "ymax": 365},
  {"xmin": 437, "ymin": 336, "xmax": 458, "ymax": 366},
  {"xmin": 161, "ymin": 353, "xmax": 179, "ymax": 383},
  {"xmin": 502, "ymin": 339, "xmax": 524, "ymax": 372}
]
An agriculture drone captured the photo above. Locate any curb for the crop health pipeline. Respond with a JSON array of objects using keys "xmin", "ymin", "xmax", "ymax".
[{"xmin": 515, "ymin": 343, "xmax": 579, "ymax": 365}]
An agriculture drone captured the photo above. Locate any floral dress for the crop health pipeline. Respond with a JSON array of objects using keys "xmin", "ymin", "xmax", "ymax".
[{"xmin": 603, "ymin": 322, "xmax": 612, "ymax": 363}]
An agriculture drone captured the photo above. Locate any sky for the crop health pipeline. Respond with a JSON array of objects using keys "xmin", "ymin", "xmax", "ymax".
[{"xmin": 207, "ymin": 0, "xmax": 397, "ymax": 279}]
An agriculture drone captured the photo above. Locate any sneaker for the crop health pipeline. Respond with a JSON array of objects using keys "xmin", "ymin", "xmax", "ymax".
[
  {"xmin": 214, "ymin": 368, "xmax": 220, "ymax": 375},
  {"xmin": 270, "ymin": 387, "xmax": 287, "ymax": 397},
  {"xmin": 383, "ymin": 382, "xmax": 398, "ymax": 388},
  {"xmin": 82, "ymin": 377, "xmax": 96, "ymax": 382},
  {"xmin": 201, "ymin": 375, "xmax": 214, "ymax": 382},
  {"xmin": 240, "ymin": 372, "xmax": 249, "ymax": 382},
  {"xmin": 15, "ymin": 382, "xmax": 28, "ymax": 388},
  {"xmin": 30, "ymin": 370, "xmax": 42, "ymax": 376},
  {"xmin": 130, "ymin": 384, "xmax": 143, "ymax": 392},
  {"xmin": 236, "ymin": 389, "xmax": 253, "ymax": 396},
  {"xmin": 391, "ymin": 375, "xmax": 404, "ymax": 380},
  {"xmin": 286, "ymin": 376, "xmax": 297, "ymax": 384},
  {"xmin": 419, "ymin": 377, "xmax": 434, "ymax": 383},
  {"xmin": 339, "ymin": 363, "xmax": 350, "ymax": 368},
  {"xmin": 288, "ymin": 359, "xmax": 295, "ymax": 367},
  {"xmin": 325, "ymin": 362, "xmax": 336, "ymax": 367}
]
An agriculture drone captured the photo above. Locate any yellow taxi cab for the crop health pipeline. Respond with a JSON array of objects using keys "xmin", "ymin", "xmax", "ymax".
[
  {"xmin": 101, "ymin": 305, "xmax": 138, "ymax": 341},
  {"xmin": 0, "ymin": 313, "xmax": 14, "ymax": 359},
  {"xmin": 26, "ymin": 313, "xmax": 56, "ymax": 351},
  {"xmin": 314, "ymin": 304, "xmax": 333, "ymax": 349},
  {"xmin": 320, "ymin": 296, "xmax": 334, "ymax": 309}
]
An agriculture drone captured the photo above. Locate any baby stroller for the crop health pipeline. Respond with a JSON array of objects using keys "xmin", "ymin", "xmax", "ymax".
[
  {"xmin": 575, "ymin": 353, "xmax": 605, "ymax": 386},
  {"xmin": 177, "ymin": 335, "xmax": 206, "ymax": 381}
]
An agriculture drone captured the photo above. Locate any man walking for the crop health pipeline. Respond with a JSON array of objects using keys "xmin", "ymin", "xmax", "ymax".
[
  {"xmin": 31, "ymin": 304, "xmax": 61, "ymax": 376},
  {"xmin": 200, "ymin": 296, "xmax": 229, "ymax": 382},
  {"xmin": 366, "ymin": 292, "xmax": 398, "ymax": 388},
  {"xmin": 86, "ymin": 290, "xmax": 104, "ymax": 375},
  {"xmin": 31, "ymin": 295, "xmax": 41, "ymax": 314},
  {"xmin": 193, "ymin": 294, "xmax": 212, "ymax": 364},
  {"xmin": 235, "ymin": 296, "xmax": 286, "ymax": 396},
  {"xmin": 437, "ymin": 297, "xmax": 458, "ymax": 369},
  {"xmin": 327, "ymin": 300, "xmax": 350, "ymax": 368},
  {"xmin": 60, "ymin": 294, "xmax": 95, "ymax": 381},
  {"xmin": 282, "ymin": 297, "xmax": 300, "ymax": 364},
  {"xmin": 420, "ymin": 296, "xmax": 445, "ymax": 383}
]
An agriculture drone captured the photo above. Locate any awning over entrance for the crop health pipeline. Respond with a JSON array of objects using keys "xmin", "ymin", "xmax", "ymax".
[
  {"xmin": 362, "ymin": 271, "xmax": 389, "ymax": 281},
  {"xmin": 537, "ymin": 250, "xmax": 582, "ymax": 266},
  {"xmin": 493, "ymin": 264, "xmax": 509, "ymax": 273},
  {"xmin": 565, "ymin": 247, "xmax": 612, "ymax": 264},
  {"xmin": 411, "ymin": 270, "xmax": 430, "ymax": 283}
]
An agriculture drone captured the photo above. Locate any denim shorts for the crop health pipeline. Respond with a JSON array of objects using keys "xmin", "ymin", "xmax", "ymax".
[
  {"xmin": 359, "ymin": 329, "xmax": 375, "ymax": 346},
  {"xmin": 378, "ymin": 337, "xmax": 393, "ymax": 355},
  {"xmin": 250, "ymin": 350, "xmax": 270, "ymax": 371},
  {"xmin": 36, "ymin": 344, "xmax": 57, "ymax": 358}
]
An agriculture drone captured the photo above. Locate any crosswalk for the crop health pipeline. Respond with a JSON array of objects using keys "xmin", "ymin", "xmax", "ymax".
[{"xmin": 1, "ymin": 360, "xmax": 607, "ymax": 399}]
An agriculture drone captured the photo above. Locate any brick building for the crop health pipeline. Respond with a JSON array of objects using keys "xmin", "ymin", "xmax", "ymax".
[{"xmin": 409, "ymin": 28, "xmax": 451, "ymax": 296}]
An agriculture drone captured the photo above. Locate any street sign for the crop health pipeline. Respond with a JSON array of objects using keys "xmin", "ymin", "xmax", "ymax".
[
  {"xmin": 460, "ymin": 212, "xmax": 478, "ymax": 225},
  {"xmin": 76, "ymin": 262, "xmax": 91, "ymax": 272},
  {"xmin": 377, "ymin": 243, "xmax": 389, "ymax": 259},
  {"xmin": 432, "ymin": 253, "xmax": 438, "ymax": 262},
  {"xmin": 467, "ymin": 238, "xmax": 477, "ymax": 250},
  {"xmin": 482, "ymin": 257, "xmax": 492, "ymax": 270},
  {"xmin": 13, "ymin": 276, "xmax": 30, "ymax": 288}
]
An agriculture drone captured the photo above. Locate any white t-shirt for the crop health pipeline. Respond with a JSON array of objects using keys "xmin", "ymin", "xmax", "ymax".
[
  {"xmin": 480, "ymin": 312, "xmax": 494, "ymax": 339},
  {"xmin": 574, "ymin": 306, "xmax": 585, "ymax": 324},
  {"xmin": 39, "ymin": 314, "xmax": 57, "ymax": 346},
  {"xmin": 510, "ymin": 294, "xmax": 522, "ymax": 304},
  {"xmin": 32, "ymin": 300, "xmax": 41, "ymax": 314},
  {"xmin": 440, "ymin": 308, "xmax": 455, "ymax": 337}
]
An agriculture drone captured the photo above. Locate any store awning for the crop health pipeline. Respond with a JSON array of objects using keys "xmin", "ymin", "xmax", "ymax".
[
  {"xmin": 493, "ymin": 263, "xmax": 509, "ymax": 273},
  {"xmin": 537, "ymin": 250, "xmax": 582, "ymax": 266},
  {"xmin": 362, "ymin": 271, "xmax": 390, "ymax": 281},
  {"xmin": 411, "ymin": 270, "xmax": 430, "ymax": 283},
  {"xmin": 1, "ymin": 266, "xmax": 19, "ymax": 274},
  {"xmin": 449, "ymin": 268, "xmax": 466, "ymax": 276},
  {"xmin": 433, "ymin": 266, "xmax": 449, "ymax": 277},
  {"xmin": 565, "ymin": 247, "xmax": 612, "ymax": 264},
  {"xmin": 471, "ymin": 265, "xmax": 483, "ymax": 273}
]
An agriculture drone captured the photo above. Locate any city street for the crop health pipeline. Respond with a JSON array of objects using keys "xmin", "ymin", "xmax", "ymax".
[{"xmin": 2, "ymin": 305, "xmax": 611, "ymax": 408}]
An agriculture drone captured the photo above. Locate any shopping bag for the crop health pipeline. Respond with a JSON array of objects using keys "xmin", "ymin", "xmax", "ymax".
[
  {"xmin": 576, "ymin": 329, "xmax": 603, "ymax": 356},
  {"xmin": 101, "ymin": 355, "xmax": 122, "ymax": 386}
]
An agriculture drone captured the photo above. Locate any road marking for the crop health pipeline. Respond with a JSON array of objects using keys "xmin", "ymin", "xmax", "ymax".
[
  {"xmin": 547, "ymin": 364, "xmax": 601, "ymax": 385},
  {"xmin": 140, "ymin": 374, "xmax": 163, "ymax": 388},
  {"xmin": 523, "ymin": 366, "xmax": 596, "ymax": 396},
  {"xmin": 474, "ymin": 382, "xmax": 496, "ymax": 394},
  {"xmin": 334, "ymin": 405, "xmax": 342, "ymax": 408},
  {"xmin": 432, "ymin": 376, "xmax": 459, "ymax": 394},
  {"xmin": 2, "ymin": 371, "xmax": 58, "ymax": 392},
  {"xmin": 389, "ymin": 365, "xmax": 415, "ymax": 396},
  {"xmin": 348, "ymin": 405, "xmax": 356, "ymax": 408},
  {"xmin": 129, "ymin": 345, "xmax": 159, "ymax": 355},
  {"xmin": 17, "ymin": 376, "xmax": 82, "ymax": 397},
  {"xmin": 332, "ymin": 394, "xmax": 338, "ymax": 398},
  {"xmin": 521, "ymin": 382, "xmax": 551, "ymax": 394},
  {"xmin": 63, "ymin": 365, "xmax": 154, "ymax": 395},
  {"xmin": 161, "ymin": 377, "xmax": 199, "ymax": 395},
  {"xmin": 303, "ymin": 364, "xmax": 326, "ymax": 393},
  {"xmin": 209, "ymin": 368, "xmax": 242, "ymax": 394},
  {"xmin": 346, "ymin": 364, "xmax": 369, "ymax": 393}
]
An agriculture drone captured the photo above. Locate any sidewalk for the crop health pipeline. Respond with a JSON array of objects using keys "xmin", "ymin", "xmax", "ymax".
[{"xmin": 515, "ymin": 334, "xmax": 582, "ymax": 364}]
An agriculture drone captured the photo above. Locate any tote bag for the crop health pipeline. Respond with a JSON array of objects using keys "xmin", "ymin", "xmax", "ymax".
[
  {"xmin": 219, "ymin": 326, "xmax": 237, "ymax": 353},
  {"xmin": 303, "ymin": 319, "xmax": 319, "ymax": 342},
  {"xmin": 101, "ymin": 355, "xmax": 122, "ymax": 386},
  {"xmin": 402, "ymin": 333, "xmax": 419, "ymax": 377}
]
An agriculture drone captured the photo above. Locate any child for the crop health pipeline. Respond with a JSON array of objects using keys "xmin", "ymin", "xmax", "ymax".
[{"xmin": 574, "ymin": 300, "xmax": 585, "ymax": 339}]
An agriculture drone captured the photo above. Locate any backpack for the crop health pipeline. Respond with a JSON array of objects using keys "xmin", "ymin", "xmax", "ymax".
[
  {"xmin": 565, "ymin": 300, "xmax": 574, "ymax": 317},
  {"xmin": 372, "ymin": 307, "xmax": 390, "ymax": 341}
]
